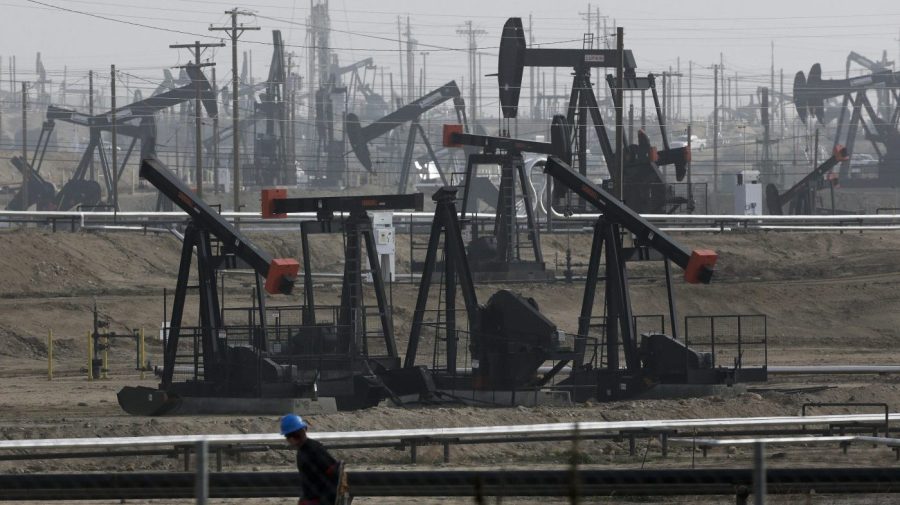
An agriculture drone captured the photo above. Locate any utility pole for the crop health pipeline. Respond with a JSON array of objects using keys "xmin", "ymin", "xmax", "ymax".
[
  {"xmin": 688, "ymin": 61, "xmax": 693, "ymax": 124},
  {"xmin": 21, "ymin": 81, "xmax": 27, "ymax": 209},
  {"xmin": 677, "ymin": 57, "xmax": 682, "ymax": 121},
  {"xmin": 713, "ymin": 63, "xmax": 719, "ymax": 202},
  {"xmin": 770, "ymin": 41, "xmax": 775, "ymax": 108},
  {"xmin": 169, "ymin": 40, "xmax": 224, "ymax": 199},
  {"xmin": 406, "ymin": 17, "xmax": 416, "ymax": 103},
  {"xmin": 89, "ymin": 70, "xmax": 95, "ymax": 181},
  {"xmin": 419, "ymin": 51, "xmax": 429, "ymax": 97},
  {"xmin": 212, "ymin": 66, "xmax": 219, "ymax": 195},
  {"xmin": 111, "ymin": 65, "xmax": 118, "ymax": 211},
  {"xmin": 286, "ymin": 53, "xmax": 296, "ymax": 185},
  {"xmin": 210, "ymin": 9, "xmax": 260, "ymax": 213},
  {"xmin": 0, "ymin": 56, "xmax": 3, "ymax": 145},
  {"xmin": 528, "ymin": 14, "xmax": 534, "ymax": 120},
  {"xmin": 615, "ymin": 27, "xmax": 624, "ymax": 201},
  {"xmin": 660, "ymin": 69, "xmax": 683, "ymax": 127},
  {"xmin": 397, "ymin": 17, "xmax": 404, "ymax": 104},
  {"xmin": 457, "ymin": 21, "xmax": 486, "ymax": 123}
]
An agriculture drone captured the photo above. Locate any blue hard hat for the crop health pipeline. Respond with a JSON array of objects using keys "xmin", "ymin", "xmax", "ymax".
[{"xmin": 280, "ymin": 414, "xmax": 308, "ymax": 436}]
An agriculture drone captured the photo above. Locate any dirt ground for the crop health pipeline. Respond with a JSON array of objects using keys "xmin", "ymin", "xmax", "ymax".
[{"xmin": 3, "ymin": 226, "xmax": 900, "ymax": 503}]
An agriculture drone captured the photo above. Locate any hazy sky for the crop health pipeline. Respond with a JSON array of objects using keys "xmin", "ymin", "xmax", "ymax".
[{"xmin": 2, "ymin": 0, "xmax": 899, "ymax": 115}]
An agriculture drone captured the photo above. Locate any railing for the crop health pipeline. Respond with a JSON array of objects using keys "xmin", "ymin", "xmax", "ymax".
[
  {"xmin": 6, "ymin": 209, "xmax": 900, "ymax": 233},
  {"xmin": 684, "ymin": 314, "xmax": 768, "ymax": 371},
  {"xmin": 3, "ymin": 413, "xmax": 900, "ymax": 502}
]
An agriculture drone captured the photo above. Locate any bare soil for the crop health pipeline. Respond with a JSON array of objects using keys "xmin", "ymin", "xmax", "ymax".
[{"xmin": 1, "ymin": 227, "xmax": 900, "ymax": 504}]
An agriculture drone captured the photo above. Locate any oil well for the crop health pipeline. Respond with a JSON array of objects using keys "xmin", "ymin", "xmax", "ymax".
[
  {"xmin": 102, "ymin": 15, "xmax": 775, "ymax": 415},
  {"xmin": 8, "ymin": 4, "xmax": 900, "ymax": 502}
]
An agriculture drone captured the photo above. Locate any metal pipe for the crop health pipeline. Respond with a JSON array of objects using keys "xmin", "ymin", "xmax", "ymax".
[
  {"xmin": 3, "ymin": 468, "xmax": 900, "ymax": 500},
  {"xmin": 768, "ymin": 365, "xmax": 900, "ymax": 374}
]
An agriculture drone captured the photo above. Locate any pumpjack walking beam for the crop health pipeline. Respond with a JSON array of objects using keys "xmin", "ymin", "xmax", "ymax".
[
  {"xmin": 766, "ymin": 146, "xmax": 849, "ymax": 215},
  {"xmin": 543, "ymin": 156, "xmax": 715, "ymax": 378},
  {"xmin": 262, "ymin": 191, "xmax": 424, "ymax": 362},
  {"xmin": 346, "ymin": 81, "xmax": 468, "ymax": 192},
  {"xmin": 141, "ymin": 157, "xmax": 299, "ymax": 388}
]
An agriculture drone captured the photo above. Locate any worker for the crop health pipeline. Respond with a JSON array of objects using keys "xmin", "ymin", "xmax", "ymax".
[{"xmin": 281, "ymin": 413, "xmax": 344, "ymax": 505}]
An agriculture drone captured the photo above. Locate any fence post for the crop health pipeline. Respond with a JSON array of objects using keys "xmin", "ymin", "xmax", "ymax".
[
  {"xmin": 140, "ymin": 327, "xmax": 146, "ymax": 380},
  {"xmin": 195, "ymin": 440, "xmax": 209, "ymax": 505},
  {"xmin": 87, "ymin": 331, "xmax": 93, "ymax": 381},
  {"xmin": 102, "ymin": 336, "xmax": 109, "ymax": 379},
  {"xmin": 753, "ymin": 442, "xmax": 766, "ymax": 505}
]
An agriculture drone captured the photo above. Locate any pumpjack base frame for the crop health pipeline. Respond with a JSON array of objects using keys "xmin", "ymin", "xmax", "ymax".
[
  {"xmin": 470, "ymin": 260, "xmax": 555, "ymax": 282},
  {"xmin": 434, "ymin": 388, "xmax": 572, "ymax": 408},
  {"xmin": 117, "ymin": 386, "xmax": 337, "ymax": 416}
]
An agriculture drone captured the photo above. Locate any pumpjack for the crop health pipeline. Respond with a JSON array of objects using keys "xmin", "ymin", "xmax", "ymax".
[
  {"xmin": 7, "ymin": 64, "xmax": 216, "ymax": 211},
  {"xmin": 308, "ymin": 57, "xmax": 381, "ymax": 188},
  {"xmin": 118, "ymin": 158, "xmax": 301, "ymax": 416},
  {"xmin": 542, "ymin": 157, "xmax": 766, "ymax": 400},
  {"xmin": 766, "ymin": 146, "xmax": 849, "ymax": 215},
  {"xmin": 498, "ymin": 17, "xmax": 692, "ymax": 213},
  {"xmin": 440, "ymin": 115, "xmax": 570, "ymax": 280},
  {"xmin": 260, "ymin": 190, "xmax": 434, "ymax": 409},
  {"xmin": 201, "ymin": 31, "xmax": 293, "ymax": 190},
  {"xmin": 346, "ymin": 81, "xmax": 468, "ymax": 193},
  {"xmin": 404, "ymin": 187, "xmax": 574, "ymax": 405},
  {"xmin": 794, "ymin": 62, "xmax": 900, "ymax": 186}
]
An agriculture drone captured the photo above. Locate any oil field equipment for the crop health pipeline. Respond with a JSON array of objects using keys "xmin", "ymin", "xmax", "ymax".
[
  {"xmin": 497, "ymin": 17, "xmax": 693, "ymax": 214},
  {"xmin": 734, "ymin": 170, "xmax": 763, "ymax": 215},
  {"xmin": 118, "ymin": 157, "xmax": 300, "ymax": 416},
  {"xmin": 308, "ymin": 56, "xmax": 380, "ymax": 188},
  {"xmin": 261, "ymin": 190, "xmax": 434, "ymax": 410},
  {"xmin": 766, "ymin": 146, "xmax": 850, "ymax": 215},
  {"xmin": 7, "ymin": 64, "xmax": 217, "ymax": 211},
  {"xmin": 346, "ymin": 81, "xmax": 468, "ymax": 193},
  {"xmin": 251, "ymin": 30, "xmax": 291, "ymax": 187},
  {"xmin": 543, "ymin": 156, "xmax": 766, "ymax": 400},
  {"xmin": 441, "ymin": 114, "xmax": 570, "ymax": 280},
  {"xmin": 204, "ymin": 30, "xmax": 292, "ymax": 189},
  {"xmin": 749, "ymin": 87, "xmax": 784, "ymax": 187},
  {"xmin": 794, "ymin": 62, "xmax": 900, "ymax": 186},
  {"xmin": 404, "ymin": 187, "xmax": 576, "ymax": 405}
]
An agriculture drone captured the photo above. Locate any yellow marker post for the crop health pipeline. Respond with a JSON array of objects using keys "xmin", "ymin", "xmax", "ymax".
[
  {"xmin": 102, "ymin": 336, "xmax": 109, "ymax": 379},
  {"xmin": 87, "ymin": 331, "xmax": 93, "ymax": 381},
  {"xmin": 140, "ymin": 327, "xmax": 146, "ymax": 380},
  {"xmin": 47, "ymin": 330, "xmax": 53, "ymax": 381}
]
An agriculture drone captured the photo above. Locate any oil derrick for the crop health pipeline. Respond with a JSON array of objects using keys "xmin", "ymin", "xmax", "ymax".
[
  {"xmin": 34, "ymin": 52, "xmax": 51, "ymax": 106},
  {"xmin": 306, "ymin": 1, "xmax": 348, "ymax": 188},
  {"xmin": 755, "ymin": 87, "xmax": 783, "ymax": 187},
  {"xmin": 252, "ymin": 30, "xmax": 290, "ymax": 187}
]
